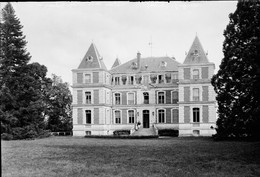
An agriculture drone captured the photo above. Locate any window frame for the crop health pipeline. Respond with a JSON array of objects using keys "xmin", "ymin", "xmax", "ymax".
[
  {"xmin": 127, "ymin": 109, "xmax": 135, "ymax": 124},
  {"xmin": 158, "ymin": 91, "xmax": 165, "ymax": 104},
  {"xmin": 157, "ymin": 109, "xmax": 166, "ymax": 123},
  {"xmin": 85, "ymin": 110, "xmax": 92, "ymax": 124},
  {"xmin": 127, "ymin": 92, "xmax": 135, "ymax": 105},
  {"xmin": 193, "ymin": 88, "xmax": 200, "ymax": 101},
  {"xmin": 193, "ymin": 69, "xmax": 199, "ymax": 80},
  {"xmin": 193, "ymin": 108, "xmax": 200, "ymax": 123},
  {"xmin": 114, "ymin": 93, "xmax": 121, "ymax": 105},
  {"xmin": 115, "ymin": 76, "xmax": 120, "ymax": 85},
  {"xmin": 171, "ymin": 90, "xmax": 178, "ymax": 104},
  {"xmin": 84, "ymin": 73, "xmax": 92, "ymax": 84},
  {"xmin": 114, "ymin": 110, "xmax": 122, "ymax": 124},
  {"xmin": 85, "ymin": 91, "xmax": 92, "ymax": 104},
  {"xmin": 143, "ymin": 92, "xmax": 149, "ymax": 104}
]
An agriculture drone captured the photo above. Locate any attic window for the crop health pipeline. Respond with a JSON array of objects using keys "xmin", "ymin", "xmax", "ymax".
[
  {"xmin": 131, "ymin": 62, "xmax": 138, "ymax": 69},
  {"xmin": 86, "ymin": 55, "xmax": 93, "ymax": 61},
  {"xmin": 160, "ymin": 61, "xmax": 167, "ymax": 67}
]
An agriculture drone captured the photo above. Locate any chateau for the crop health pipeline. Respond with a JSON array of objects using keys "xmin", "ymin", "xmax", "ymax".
[{"xmin": 72, "ymin": 36, "xmax": 217, "ymax": 136}]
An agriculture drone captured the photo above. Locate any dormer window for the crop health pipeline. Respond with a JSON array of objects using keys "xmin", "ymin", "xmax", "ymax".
[
  {"xmin": 131, "ymin": 62, "xmax": 138, "ymax": 69},
  {"xmin": 86, "ymin": 55, "xmax": 93, "ymax": 62},
  {"xmin": 160, "ymin": 61, "xmax": 167, "ymax": 67}
]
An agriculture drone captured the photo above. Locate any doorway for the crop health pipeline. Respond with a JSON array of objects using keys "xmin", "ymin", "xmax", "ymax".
[{"xmin": 143, "ymin": 110, "xmax": 150, "ymax": 128}]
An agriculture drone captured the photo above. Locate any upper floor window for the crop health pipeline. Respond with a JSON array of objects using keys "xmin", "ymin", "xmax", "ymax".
[
  {"xmin": 193, "ymin": 69, "xmax": 199, "ymax": 80},
  {"xmin": 85, "ymin": 74, "xmax": 91, "ymax": 83},
  {"xmin": 115, "ymin": 110, "xmax": 121, "ymax": 124},
  {"xmin": 115, "ymin": 77, "xmax": 120, "ymax": 85},
  {"xmin": 115, "ymin": 93, "xmax": 121, "ymax": 105},
  {"xmin": 136, "ymin": 75, "xmax": 142, "ymax": 84},
  {"xmin": 85, "ymin": 92, "xmax": 91, "ymax": 104},
  {"xmin": 143, "ymin": 75, "xmax": 149, "ymax": 84},
  {"xmin": 193, "ymin": 88, "xmax": 199, "ymax": 101},
  {"xmin": 193, "ymin": 108, "xmax": 200, "ymax": 122},
  {"xmin": 158, "ymin": 92, "xmax": 165, "ymax": 104},
  {"xmin": 85, "ymin": 110, "xmax": 91, "ymax": 124},
  {"xmin": 172, "ymin": 91, "xmax": 178, "ymax": 104},
  {"xmin": 158, "ymin": 75, "xmax": 164, "ymax": 84},
  {"xmin": 128, "ymin": 110, "xmax": 135, "ymax": 124},
  {"xmin": 143, "ymin": 92, "xmax": 149, "ymax": 104},
  {"xmin": 150, "ymin": 75, "xmax": 157, "ymax": 84},
  {"xmin": 158, "ymin": 109, "xmax": 165, "ymax": 123},
  {"xmin": 165, "ymin": 73, "xmax": 171, "ymax": 83},
  {"xmin": 129, "ymin": 76, "xmax": 134, "ymax": 85},
  {"xmin": 122, "ymin": 75, "xmax": 127, "ymax": 85},
  {"xmin": 128, "ymin": 92, "xmax": 134, "ymax": 105}
]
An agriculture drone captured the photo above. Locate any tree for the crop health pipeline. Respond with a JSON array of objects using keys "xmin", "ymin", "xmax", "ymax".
[
  {"xmin": 0, "ymin": 3, "xmax": 51, "ymax": 139},
  {"xmin": 44, "ymin": 74, "xmax": 72, "ymax": 132},
  {"xmin": 211, "ymin": 1, "xmax": 260, "ymax": 139}
]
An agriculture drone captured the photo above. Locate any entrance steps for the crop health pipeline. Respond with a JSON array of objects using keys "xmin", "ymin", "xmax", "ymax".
[{"xmin": 131, "ymin": 127, "xmax": 157, "ymax": 136}]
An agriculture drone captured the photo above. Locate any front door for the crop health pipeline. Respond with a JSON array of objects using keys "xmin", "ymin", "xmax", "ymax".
[{"xmin": 143, "ymin": 110, "xmax": 150, "ymax": 128}]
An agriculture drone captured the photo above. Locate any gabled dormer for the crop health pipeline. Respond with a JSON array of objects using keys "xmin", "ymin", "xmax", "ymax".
[
  {"xmin": 111, "ymin": 57, "xmax": 121, "ymax": 69},
  {"xmin": 78, "ymin": 43, "xmax": 107, "ymax": 70},
  {"xmin": 183, "ymin": 36, "xmax": 209, "ymax": 64}
]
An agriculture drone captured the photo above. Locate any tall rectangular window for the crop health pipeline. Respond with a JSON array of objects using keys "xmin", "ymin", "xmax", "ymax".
[
  {"xmin": 143, "ymin": 92, "xmax": 149, "ymax": 104},
  {"xmin": 193, "ymin": 88, "xmax": 199, "ymax": 101},
  {"xmin": 158, "ymin": 109, "xmax": 165, "ymax": 123},
  {"xmin": 85, "ymin": 92, "xmax": 91, "ymax": 104},
  {"xmin": 115, "ymin": 110, "xmax": 121, "ymax": 124},
  {"xmin": 129, "ymin": 76, "xmax": 134, "ymax": 85},
  {"xmin": 158, "ymin": 75, "xmax": 164, "ymax": 84},
  {"xmin": 158, "ymin": 92, "xmax": 165, "ymax": 104},
  {"xmin": 122, "ymin": 76, "xmax": 127, "ymax": 85},
  {"xmin": 193, "ymin": 69, "xmax": 199, "ymax": 80},
  {"xmin": 172, "ymin": 91, "xmax": 178, "ymax": 104},
  {"xmin": 165, "ymin": 73, "xmax": 171, "ymax": 83},
  {"xmin": 85, "ymin": 74, "xmax": 91, "ymax": 83},
  {"xmin": 115, "ymin": 93, "xmax": 121, "ymax": 105},
  {"xmin": 85, "ymin": 110, "xmax": 91, "ymax": 124},
  {"xmin": 193, "ymin": 108, "xmax": 200, "ymax": 122},
  {"xmin": 128, "ymin": 110, "xmax": 134, "ymax": 124},
  {"xmin": 128, "ymin": 93, "xmax": 134, "ymax": 105},
  {"xmin": 115, "ymin": 77, "xmax": 120, "ymax": 85}
]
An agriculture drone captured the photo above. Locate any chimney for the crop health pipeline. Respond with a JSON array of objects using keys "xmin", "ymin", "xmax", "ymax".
[{"xmin": 137, "ymin": 51, "xmax": 141, "ymax": 69}]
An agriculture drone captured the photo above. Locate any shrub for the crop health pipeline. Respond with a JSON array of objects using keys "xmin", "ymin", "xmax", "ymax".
[
  {"xmin": 1, "ymin": 133, "xmax": 14, "ymax": 140},
  {"xmin": 113, "ymin": 130, "xmax": 130, "ymax": 136},
  {"xmin": 158, "ymin": 129, "xmax": 179, "ymax": 137}
]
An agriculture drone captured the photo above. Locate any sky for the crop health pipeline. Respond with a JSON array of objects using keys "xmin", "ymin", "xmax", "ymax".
[{"xmin": 1, "ymin": 1, "xmax": 238, "ymax": 86}]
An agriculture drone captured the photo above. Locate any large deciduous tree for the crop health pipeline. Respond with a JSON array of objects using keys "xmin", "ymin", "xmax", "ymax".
[
  {"xmin": 212, "ymin": 1, "xmax": 260, "ymax": 139},
  {"xmin": 0, "ymin": 3, "xmax": 51, "ymax": 139}
]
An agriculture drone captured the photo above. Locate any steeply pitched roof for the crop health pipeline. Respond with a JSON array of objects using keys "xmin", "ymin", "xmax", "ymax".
[
  {"xmin": 111, "ymin": 58, "xmax": 121, "ymax": 69},
  {"xmin": 78, "ymin": 43, "xmax": 107, "ymax": 70},
  {"xmin": 183, "ymin": 36, "xmax": 209, "ymax": 64},
  {"xmin": 110, "ymin": 56, "xmax": 180, "ymax": 74}
]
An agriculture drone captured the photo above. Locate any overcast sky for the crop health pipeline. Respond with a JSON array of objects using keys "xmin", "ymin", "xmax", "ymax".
[{"xmin": 2, "ymin": 1, "xmax": 237, "ymax": 85}]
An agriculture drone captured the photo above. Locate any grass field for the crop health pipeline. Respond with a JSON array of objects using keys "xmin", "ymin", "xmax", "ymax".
[{"xmin": 2, "ymin": 136, "xmax": 260, "ymax": 177}]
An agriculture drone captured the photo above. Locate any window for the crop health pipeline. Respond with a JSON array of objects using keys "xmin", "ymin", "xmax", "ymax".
[
  {"xmin": 193, "ymin": 69, "xmax": 199, "ymax": 80},
  {"xmin": 193, "ymin": 108, "xmax": 200, "ymax": 122},
  {"xmin": 115, "ymin": 93, "xmax": 121, "ymax": 105},
  {"xmin": 129, "ymin": 76, "xmax": 134, "ymax": 85},
  {"xmin": 85, "ymin": 74, "xmax": 91, "ymax": 83},
  {"xmin": 165, "ymin": 73, "xmax": 171, "ymax": 83},
  {"xmin": 172, "ymin": 109, "xmax": 179, "ymax": 123},
  {"xmin": 158, "ymin": 92, "xmax": 165, "ymax": 104},
  {"xmin": 128, "ymin": 110, "xmax": 135, "ymax": 124},
  {"xmin": 85, "ymin": 110, "xmax": 91, "ymax": 124},
  {"xmin": 122, "ymin": 76, "xmax": 127, "ymax": 85},
  {"xmin": 172, "ymin": 91, "xmax": 178, "ymax": 104},
  {"xmin": 143, "ymin": 92, "xmax": 149, "ymax": 104},
  {"xmin": 143, "ymin": 75, "xmax": 149, "ymax": 84},
  {"xmin": 158, "ymin": 75, "xmax": 164, "ymax": 84},
  {"xmin": 158, "ymin": 109, "xmax": 165, "ymax": 123},
  {"xmin": 115, "ymin": 110, "xmax": 121, "ymax": 124},
  {"xmin": 128, "ymin": 93, "xmax": 134, "ymax": 105},
  {"xmin": 150, "ymin": 75, "xmax": 157, "ymax": 84},
  {"xmin": 85, "ymin": 92, "xmax": 91, "ymax": 104},
  {"xmin": 115, "ymin": 77, "xmax": 120, "ymax": 85},
  {"xmin": 193, "ymin": 88, "xmax": 199, "ymax": 101}
]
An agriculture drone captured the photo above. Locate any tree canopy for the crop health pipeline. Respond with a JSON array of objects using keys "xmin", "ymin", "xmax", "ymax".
[{"xmin": 212, "ymin": 1, "xmax": 260, "ymax": 139}]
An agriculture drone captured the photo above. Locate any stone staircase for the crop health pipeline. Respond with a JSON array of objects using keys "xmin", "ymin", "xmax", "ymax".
[{"xmin": 131, "ymin": 127, "xmax": 157, "ymax": 136}]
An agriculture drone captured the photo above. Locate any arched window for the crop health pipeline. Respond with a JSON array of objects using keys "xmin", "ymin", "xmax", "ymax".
[
  {"xmin": 158, "ymin": 92, "xmax": 165, "ymax": 104},
  {"xmin": 115, "ymin": 93, "xmax": 121, "ymax": 105},
  {"xmin": 115, "ymin": 110, "xmax": 121, "ymax": 124},
  {"xmin": 158, "ymin": 109, "xmax": 165, "ymax": 123},
  {"xmin": 128, "ymin": 110, "xmax": 135, "ymax": 124},
  {"xmin": 193, "ymin": 108, "xmax": 200, "ymax": 122}
]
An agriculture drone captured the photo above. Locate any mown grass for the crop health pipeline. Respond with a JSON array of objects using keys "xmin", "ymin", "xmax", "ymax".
[{"xmin": 2, "ymin": 136, "xmax": 260, "ymax": 177}]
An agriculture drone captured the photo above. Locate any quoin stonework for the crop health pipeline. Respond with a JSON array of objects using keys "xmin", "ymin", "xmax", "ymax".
[{"xmin": 72, "ymin": 36, "xmax": 217, "ymax": 136}]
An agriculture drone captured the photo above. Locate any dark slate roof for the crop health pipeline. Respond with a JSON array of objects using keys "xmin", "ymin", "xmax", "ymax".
[
  {"xmin": 183, "ymin": 36, "xmax": 209, "ymax": 64},
  {"xmin": 111, "ymin": 58, "xmax": 121, "ymax": 69},
  {"xmin": 78, "ymin": 43, "xmax": 107, "ymax": 70},
  {"xmin": 110, "ymin": 56, "xmax": 180, "ymax": 74}
]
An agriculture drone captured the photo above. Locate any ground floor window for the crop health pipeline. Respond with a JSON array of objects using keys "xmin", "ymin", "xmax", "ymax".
[
  {"xmin": 85, "ymin": 110, "xmax": 91, "ymax": 124},
  {"xmin": 115, "ymin": 110, "xmax": 121, "ymax": 124},
  {"xmin": 128, "ymin": 110, "xmax": 135, "ymax": 123},
  {"xmin": 193, "ymin": 108, "xmax": 200, "ymax": 122},
  {"xmin": 158, "ymin": 109, "xmax": 165, "ymax": 123}
]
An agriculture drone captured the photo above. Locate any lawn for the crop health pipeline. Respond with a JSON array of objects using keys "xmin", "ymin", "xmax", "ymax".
[{"xmin": 2, "ymin": 136, "xmax": 260, "ymax": 177}]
